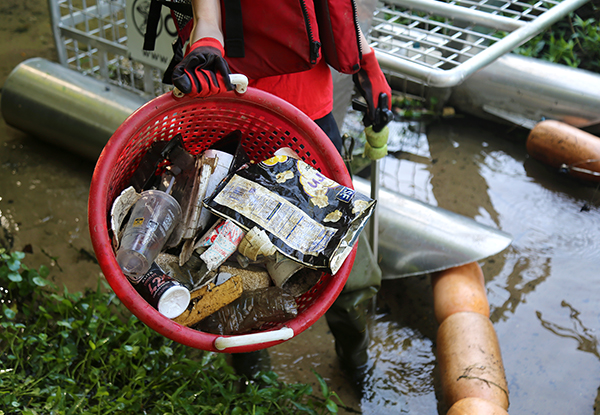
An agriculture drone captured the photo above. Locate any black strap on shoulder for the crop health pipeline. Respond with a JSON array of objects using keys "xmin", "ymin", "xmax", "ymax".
[
  {"xmin": 143, "ymin": 0, "xmax": 193, "ymax": 51},
  {"xmin": 223, "ymin": 0, "xmax": 245, "ymax": 58},
  {"xmin": 144, "ymin": 0, "xmax": 244, "ymax": 61},
  {"xmin": 143, "ymin": 0, "xmax": 163, "ymax": 51}
]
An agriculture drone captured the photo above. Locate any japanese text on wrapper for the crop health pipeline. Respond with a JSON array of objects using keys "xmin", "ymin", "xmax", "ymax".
[{"xmin": 213, "ymin": 175, "xmax": 338, "ymax": 256}]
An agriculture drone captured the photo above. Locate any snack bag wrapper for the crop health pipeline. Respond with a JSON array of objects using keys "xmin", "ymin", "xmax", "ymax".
[{"xmin": 203, "ymin": 155, "xmax": 375, "ymax": 274}]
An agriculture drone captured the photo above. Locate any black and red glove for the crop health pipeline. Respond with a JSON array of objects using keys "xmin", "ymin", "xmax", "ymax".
[
  {"xmin": 172, "ymin": 37, "xmax": 233, "ymax": 97},
  {"xmin": 352, "ymin": 50, "xmax": 392, "ymax": 130}
]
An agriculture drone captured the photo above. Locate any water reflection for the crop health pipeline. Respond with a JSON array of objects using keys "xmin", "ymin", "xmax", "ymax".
[
  {"xmin": 370, "ymin": 322, "xmax": 436, "ymax": 395},
  {"xmin": 365, "ymin": 275, "xmax": 438, "ymax": 414},
  {"xmin": 537, "ymin": 300, "xmax": 599, "ymax": 360},
  {"xmin": 380, "ymin": 121, "xmax": 433, "ymax": 203},
  {"xmin": 347, "ymin": 116, "xmax": 515, "ymax": 413},
  {"xmin": 426, "ymin": 120, "xmax": 502, "ymax": 229},
  {"xmin": 489, "ymin": 252, "xmax": 551, "ymax": 323},
  {"xmin": 354, "ymin": 115, "xmax": 600, "ymax": 414}
]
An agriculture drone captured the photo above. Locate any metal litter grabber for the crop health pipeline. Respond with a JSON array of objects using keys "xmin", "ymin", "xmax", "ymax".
[{"xmin": 352, "ymin": 93, "xmax": 394, "ymax": 259}]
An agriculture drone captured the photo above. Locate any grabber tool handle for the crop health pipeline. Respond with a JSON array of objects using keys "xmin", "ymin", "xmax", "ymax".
[
  {"xmin": 373, "ymin": 93, "xmax": 393, "ymax": 132},
  {"xmin": 353, "ymin": 93, "xmax": 393, "ymax": 260},
  {"xmin": 352, "ymin": 93, "xmax": 393, "ymax": 132}
]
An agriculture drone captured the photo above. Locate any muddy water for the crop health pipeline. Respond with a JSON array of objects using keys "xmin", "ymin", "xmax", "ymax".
[
  {"xmin": 268, "ymin": 116, "xmax": 600, "ymax": 414},
  {"xmin": 3, "ymin": 3, "xmax": 600, "ymax": 414}
]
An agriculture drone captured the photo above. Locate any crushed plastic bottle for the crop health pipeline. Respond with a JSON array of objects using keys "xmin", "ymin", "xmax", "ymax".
[{"xmin": 196, "ymin": 286, "xmax": 298, "ymax": 335}]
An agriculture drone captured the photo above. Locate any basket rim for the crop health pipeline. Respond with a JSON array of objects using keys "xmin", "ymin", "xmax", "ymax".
[{"xmin": 88, "ymin": 87, "xmax": 356, "ymax": 353}]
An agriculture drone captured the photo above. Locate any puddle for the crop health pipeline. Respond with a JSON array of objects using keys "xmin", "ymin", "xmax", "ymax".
[{"xmin": 269, "ymin": 115, "xmax": 600, "ymax": 414}]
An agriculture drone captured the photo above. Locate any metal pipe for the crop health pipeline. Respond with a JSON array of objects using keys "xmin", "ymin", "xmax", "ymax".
[
  {"xmin": 1, "ymin": 58, "xmax": 148, "ymax": 160},
  {"xmin": 449, "ymin": 53, "xmax": 600, "ymax": 133}
]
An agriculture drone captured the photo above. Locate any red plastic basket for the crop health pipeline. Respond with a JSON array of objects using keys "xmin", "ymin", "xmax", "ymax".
[{"xmin": 88, "ymin": 87, "xmax": 356, "ymax": 353}]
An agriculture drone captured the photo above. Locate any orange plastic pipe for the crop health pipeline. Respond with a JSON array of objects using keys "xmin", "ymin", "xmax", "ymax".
[
  {"xmin": 447, "ymin": 397, "xmax": 509, "ymax": 415},
  {"xmin": 437, "ymin": 311, "xmax": 509, "ymax": 410},
  {"xmin": 432, "ymin": 262, "xmax": 490, "ymax": 324},
  {"xmin": 527, "ymin": 120, "xmax": 600, "ymax": 182}
]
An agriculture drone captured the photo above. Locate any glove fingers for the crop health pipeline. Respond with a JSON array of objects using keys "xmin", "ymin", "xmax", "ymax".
[
  {"xmin": 353, "ymin": 50, "xmax": 393, "ymax": 127},
  {"xmin": 191, "ymin": 69, "xmax": 228, "ymax": 97},
  {"xmin": 173, "ymin": 55, "xmax": 202, "ymax": 94},
  {"xmin": 187, "ymin": 70, "xmax": 210, "ymax": 97},
  {"xmin": 172, "ymin": 63, "xmax": 185, "ymax": 80},
  {"xmin": 214, "ymin": 59, "xmax": 233, "ymax": 91},
  {"xmin": 173, "ymin": 72, "xmax": 194, "ymax": 94},
  {"xmin": 203, "ymin": 70, "xmax": 221, "ymax": 96},
  {"xmin": 172, "ymin": 60, "xmax": 188, "ymax": 91},
  {"xmin": 171, "ymin": 41, "xmax": 232, "ymax": 97}
]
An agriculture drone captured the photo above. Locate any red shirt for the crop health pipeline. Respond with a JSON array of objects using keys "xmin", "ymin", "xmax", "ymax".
[{"xmin": 248, "ymin": 59, "xmax": 333, "ymax": 121}]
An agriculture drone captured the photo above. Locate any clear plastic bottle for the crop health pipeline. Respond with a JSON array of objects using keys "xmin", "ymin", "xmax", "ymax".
[
  {"xmin": 197, "ymin": 286, "xmax": 298, "ymax": 335},
  {"xmin": 116, "ymin": 189, "xmax": 181, "ymax": 277}
]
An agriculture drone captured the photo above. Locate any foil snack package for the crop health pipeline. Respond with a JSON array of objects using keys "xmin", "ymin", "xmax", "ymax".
[{"xmin": 203, "ymin": 155, "xmax": 375, "ymax": 274}]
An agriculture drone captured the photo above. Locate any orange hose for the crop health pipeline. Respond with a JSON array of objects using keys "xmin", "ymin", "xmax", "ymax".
[
  {"xmin": 432, "ymin": 262, "xmax": 490, "ymax": 324},
  {"xmin": 447, "ymin": 397, "xmax": 510, "ymax": 415},
  {"xmin": 437, "ymin": 311, "xmax": 509, "ymax": 410},
  {"xmin": 527, "ymin": 120, "xmax": 600, "ymax": 182}
]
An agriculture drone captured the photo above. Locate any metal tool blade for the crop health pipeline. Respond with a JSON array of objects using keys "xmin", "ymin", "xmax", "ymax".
[{"xmin": 353, "ymin": 177, "xmax": 512, "ymax": 279}]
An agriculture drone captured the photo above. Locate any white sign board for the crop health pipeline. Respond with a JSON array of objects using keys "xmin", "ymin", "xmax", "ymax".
[{"xmin": 126, "ymin": 0, "xmax": 179, "ymax": 70}]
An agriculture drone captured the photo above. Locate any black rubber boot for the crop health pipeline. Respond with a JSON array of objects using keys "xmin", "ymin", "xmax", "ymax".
[
  {"xmin": 325, "ymin": 233, "xmax": 381, "ymax": 394},
  {"xmin": 231, "ymin": 349, "xmax": 272, "ymax": 382},
  {"xmin": 325, "ymin": 286, "xmax": 377, "ymax": 369}
]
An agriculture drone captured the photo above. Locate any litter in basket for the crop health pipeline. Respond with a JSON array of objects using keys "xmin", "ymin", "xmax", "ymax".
[{"xmin": 88, "ymin": 86, "xmax": 371, "ymax": 353}]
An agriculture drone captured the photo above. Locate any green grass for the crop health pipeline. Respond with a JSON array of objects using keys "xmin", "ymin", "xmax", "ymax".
[{"xmin": 0, "ymin": 249, "xmax": 343, "ymax": 415}]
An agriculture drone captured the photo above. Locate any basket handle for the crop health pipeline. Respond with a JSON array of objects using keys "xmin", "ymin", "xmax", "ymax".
[
  {"xmin": 214, "ymin": 327, "xmax": 294, "ymax": 351},
  {"xmin": 172, "ymin": 74, "xmax": 248, "ymax": 98},
  {"xmin": 228, "ymin": 74, "xmax": 248, "ymax": 93}
]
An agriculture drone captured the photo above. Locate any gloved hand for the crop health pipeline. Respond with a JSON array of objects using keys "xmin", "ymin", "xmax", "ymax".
[
  {"xmin": 172, "ymin": 37, "xmax": 233, "ymax": 97},
  {"xmin": 352, "ymin": 50, "xmax": 392, "ymax": 130}
]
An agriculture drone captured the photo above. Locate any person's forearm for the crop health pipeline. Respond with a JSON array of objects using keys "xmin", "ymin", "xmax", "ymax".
[{"xmin": 190, "ymin": 0, "xmax": 224, "ymax": 44}]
